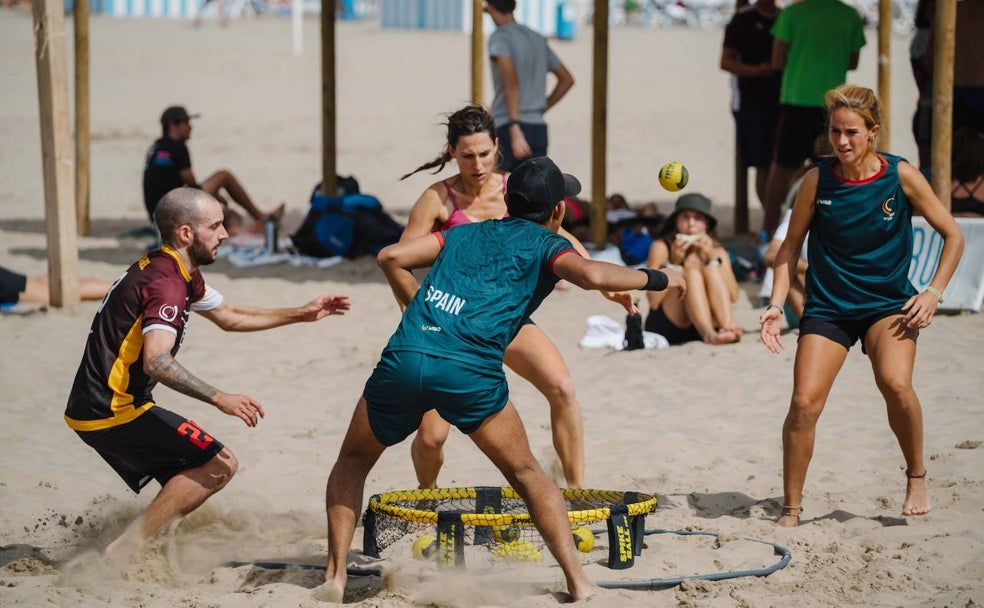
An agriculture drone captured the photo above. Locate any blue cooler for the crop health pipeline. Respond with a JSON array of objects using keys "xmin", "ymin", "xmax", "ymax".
[{"xmin": 556, "ymin": 1, "xmax": 576, "ymax": 40}]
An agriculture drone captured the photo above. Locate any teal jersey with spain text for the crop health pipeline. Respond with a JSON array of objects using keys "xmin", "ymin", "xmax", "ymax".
[
  {"xmin": 385, "ymin": 217, "xmax": 576, "ymax": 369},
  {"xmin": 805, "ymin": 153, "xmax": 918, "ymax": 319}
]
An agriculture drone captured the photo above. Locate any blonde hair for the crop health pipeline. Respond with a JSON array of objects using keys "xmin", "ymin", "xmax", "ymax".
[{"xmin": 824, "ymin": 84, "xmax": 882, "ymax": 131}]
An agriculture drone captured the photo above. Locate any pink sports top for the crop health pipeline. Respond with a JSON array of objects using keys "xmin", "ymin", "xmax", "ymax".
[{"xmin": 440, "ymin": 175, "xmax": 509, "ymax": 229}]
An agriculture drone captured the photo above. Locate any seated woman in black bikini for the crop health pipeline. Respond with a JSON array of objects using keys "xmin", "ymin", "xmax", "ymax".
[{"xmin": 951, "ymin": 128, "xmax": 984, "ymax": 217}]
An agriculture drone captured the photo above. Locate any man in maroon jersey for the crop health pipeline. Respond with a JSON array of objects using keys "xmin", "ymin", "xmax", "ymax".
[{"xmin": 65, "ymin": 187, "xmax": 350, "ymax": 557}]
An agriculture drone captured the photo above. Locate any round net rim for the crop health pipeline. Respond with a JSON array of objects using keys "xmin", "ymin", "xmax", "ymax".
[{"xmin": 367, "ymin": 487, "xmax": 657, "ymax": 526}]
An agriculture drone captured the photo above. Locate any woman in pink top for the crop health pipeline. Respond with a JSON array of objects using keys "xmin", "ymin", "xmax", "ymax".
[{"xmin": 398, "ymin": 105, "xmax": 633, "ymax": 489}]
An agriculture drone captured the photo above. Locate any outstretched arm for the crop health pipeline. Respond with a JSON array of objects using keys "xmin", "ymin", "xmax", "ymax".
[
  {"xmin": 197, "ymin": 295, "xmax": 351, "ymax": 332},
  {"xmin": 552, "ymin": 253, "xmax": 686, "ymax": 299},
  {"xmin": 558, "ymin": 225, "xmax": 637, "ymax": 313},
  {"xmin": 142, "ymin": 329, "xmax": 265, "ymax": 427}
]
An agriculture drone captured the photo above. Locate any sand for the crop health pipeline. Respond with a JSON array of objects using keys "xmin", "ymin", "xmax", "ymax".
[{"xmin": 1, "ymin": 10, "xmax": 982, "ymax": 608}]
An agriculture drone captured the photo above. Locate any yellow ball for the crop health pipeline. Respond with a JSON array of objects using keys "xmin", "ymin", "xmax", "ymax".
[
  {"xmin": 492, "ymin": 524, "xmax": 521, "ymax": 543},
  {"xmin": 658, "ymin": 161, "xmax": 689, "ymax": 192},
  {"xmin": 490, "ymin": 540, "xmax": 543, "ymax": 563},
  {"xmin": 411, "ymin": 534, "xmax": 438, "ymax": 560},
  {"xmin": 572, "ymin": 526, "xmax": 594, "ymax": 553}
]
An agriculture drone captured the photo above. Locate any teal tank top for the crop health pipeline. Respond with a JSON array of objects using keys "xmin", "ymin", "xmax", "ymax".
[
  {"xmin": 385, "ymin": 217, "xmax": 575, "ymax": 369},
  {"xmin": 805, "ymin": 153, "xmax": 918, "ymax": 319}
]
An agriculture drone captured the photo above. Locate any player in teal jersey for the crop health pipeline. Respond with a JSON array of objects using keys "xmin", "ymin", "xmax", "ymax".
[
  {"xmin": 319, "ymin": 157, "xmax": 684, "ymax": 601},
  {"xmin": 760, "ymin": 85, "xmax": 964, "ymax": 527}
]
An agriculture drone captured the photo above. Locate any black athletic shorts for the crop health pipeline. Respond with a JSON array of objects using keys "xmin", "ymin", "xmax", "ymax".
[
  {"xmin": 0, "ymin": 266, "xmax": 27, "ymax": 305},
  {"xmin": 734, "ymin": 106, "xmax": 779, "ymax": 168},
  {"xmin": 798, "ymin": 310, "xmax": 916, "ymax": 354},
  {"xmin": 773, "ymin": 105, "xmax": 829, "ymax": 169},
  {"xmin": 76, "ymin": 406, "xmax": 225, "ymax": 493},
  {"xmin": 644, "ymin": 307, "xmax": 702, "ymax": 345}
]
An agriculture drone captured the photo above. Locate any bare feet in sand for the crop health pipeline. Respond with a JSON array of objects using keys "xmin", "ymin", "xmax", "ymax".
[
  {"xmin": 312, "ymin": 580, "xmax": 344, "ymax": 603},
  {"xmin": 703, "ymin": 327, "xmax": 741, "ymax": 345},
  {"xmin": 902, "ymin": 470, "xmax": 931, "ymax": 516},
  {"xmin": 777, "ymin": 504, "xmax": 801, "ymax": 528}
]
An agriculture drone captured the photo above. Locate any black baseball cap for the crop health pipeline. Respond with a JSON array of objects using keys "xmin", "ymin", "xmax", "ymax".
[
  {"xmin": 506, "ymin": 157, "xmax": 581, "ymax": 222},
  {"xmin": 160, "ymin": 105, "xmax": 200, "ymax": 127}
]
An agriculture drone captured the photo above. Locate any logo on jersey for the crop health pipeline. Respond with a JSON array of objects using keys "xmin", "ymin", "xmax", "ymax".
[
  {"xmin": 421, "ymin": 324, "xmax": 442, "ymax": 332},
  {"xmin": 159, "ymin": 304, "xmax": 179, "ymax": 322},
  {"xmin": 817, "ymin": 199, "xmax": 833, "ymax": 206},
  {"xmin": 881, "ymin": 197, "xmax": 895, "ymax": 221},
  {"xmin": 423, "ymin": 285, "xmax": 466, "ymax": 316}
]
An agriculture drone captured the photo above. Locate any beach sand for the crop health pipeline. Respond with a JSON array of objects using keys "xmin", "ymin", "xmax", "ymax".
[{"xmin": 1, "ymin": 11, "xmax": 982, "ymax": 607}]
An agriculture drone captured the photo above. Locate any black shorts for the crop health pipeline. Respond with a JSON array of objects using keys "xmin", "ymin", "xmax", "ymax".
[
  {"xmin": 798, "ymin": 310, "xmax": 916, "ymax": 354},
  {"xmin": 496, "ymin": 122, "xmax": 548, "ymax": 172},
  {"xmin": 773, "ymin": 105, "xmax": 828, "ymax": 169},
  {"xmin": 0, "ymin": 266, "xmax": 27, "ymax": 305},
  {"xmin": 76, "ymin": 406, "xmax": 225, "ymax": 493},
  {"xmin": 734, "ymin": 106, "xmax": 779, "ymax": 168},
  {"xmin": 644, "ymin": 307, "xmax": 702, "ymax": 345}
]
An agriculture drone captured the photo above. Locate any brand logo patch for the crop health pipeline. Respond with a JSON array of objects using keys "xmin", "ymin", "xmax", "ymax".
[{"xmin": 159, "ymin": 304, "xmax": 178, "ymax": 322}]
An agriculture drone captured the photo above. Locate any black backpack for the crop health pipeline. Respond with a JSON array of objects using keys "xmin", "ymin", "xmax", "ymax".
[{"xmin": 291, "ymin": 182, "xmax": 404, "ymax": 259}]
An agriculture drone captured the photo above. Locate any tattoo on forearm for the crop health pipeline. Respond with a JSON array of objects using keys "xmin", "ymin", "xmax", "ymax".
[{"xmin": 147, "ymin": 353, "xmax": 219, "ymax": 403}]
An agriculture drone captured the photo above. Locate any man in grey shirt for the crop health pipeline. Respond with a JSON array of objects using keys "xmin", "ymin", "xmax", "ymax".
[{"xmin": 485, "ymin": 0, "xmax": 575, "ymax": 171}]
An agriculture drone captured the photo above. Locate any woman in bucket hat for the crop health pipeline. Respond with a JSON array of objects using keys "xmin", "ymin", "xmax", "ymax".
[{"xmin": 644, "ymin": 193, "xmax": 741, "ymax": 345}]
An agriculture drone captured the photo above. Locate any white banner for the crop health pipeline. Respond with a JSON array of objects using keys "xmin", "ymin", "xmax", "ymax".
[{"xmin": 909, "ymin": 217, "xmax": 984, "ymax": 312}]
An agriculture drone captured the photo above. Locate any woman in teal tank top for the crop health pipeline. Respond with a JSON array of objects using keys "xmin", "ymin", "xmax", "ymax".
[{"xmin": 759, "ymin": 85, "xmax": 965, "ymax": 527}]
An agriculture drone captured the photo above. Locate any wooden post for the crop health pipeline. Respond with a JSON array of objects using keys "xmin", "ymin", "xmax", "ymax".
[
  {"xmin": 471, "ymin": 0, "xmax": 483, "ymax": 105},
  {"xmin": 930, "ymin": 0, "xmax": 955, "ymax": 209},
  {"xmin": 75, "ymin": 0, "xmax": 90, "ymax": 236},
  {"xmin": 320, "ymin": 0, "xmax": 337, "ymax": 197},
  {"xmin": 590, "ymin": 0, "xmax": 609, "ymax": 250},
  {"xmin": 33, "ymin": 0, "xmax": 80, "ymax": 307},
  {"xmin": 877, "ymin": 0, "xmax": 891, "ymax": 152},
  {"xmin": 733, "ymin": 143, "xmax": 748, "ymax": 236}
]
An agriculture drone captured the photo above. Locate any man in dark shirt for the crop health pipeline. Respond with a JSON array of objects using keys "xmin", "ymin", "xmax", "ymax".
[
  {"xmin": 142, "ymin": 106, "xmax": 283, "ymax": 234},
  {"xmin": 720, "ymin": 0, "xmax": 781, "ymax": 217},
  {"xmin": 66, "ymin": 187, "xmax": 349, "ymax": 559}
]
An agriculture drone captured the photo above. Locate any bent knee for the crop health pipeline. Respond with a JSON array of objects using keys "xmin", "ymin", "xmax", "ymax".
[
  {"xmin": 207, "ymin": 448, "xmax": 238, "ymax": 488},
  {"xmin": 412, "ymin": 430, "xmax": 447, "ymax": 452},
  {"xmin": 786, "ymin": 395, "xmax": 823, "ymax": 426},
  {"xmin": 874, "ymin": 374, "xmax": 915, "ymax": 400}
]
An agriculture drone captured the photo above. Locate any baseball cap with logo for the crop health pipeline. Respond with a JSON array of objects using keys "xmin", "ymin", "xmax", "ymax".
[
  {"xmin": 160, "ymin": 105, "xmax": 200, "ymax": 128},
  {"xmin": 506, "ymin": 157, "xmax": 582, "ymax": 222}
]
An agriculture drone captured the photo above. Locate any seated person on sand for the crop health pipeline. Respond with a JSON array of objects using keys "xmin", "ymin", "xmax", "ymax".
[
  {"xmin": 644, "ymin": 193, "xmax": 741, "ymax": 345},
  {"xmin": 1, "ymin": 265, "xmax": 110, "ymax": 308},
  {"xmin": 142, "ymin": 105, "xmax": 284, "ymax": 236},
  {"xmin": 951, "ymin": 127, "xmax": 984, "ymax": 217},
  {"xmin": 763, "ymin": 206, "xmax": 808, "ymax": 322}
]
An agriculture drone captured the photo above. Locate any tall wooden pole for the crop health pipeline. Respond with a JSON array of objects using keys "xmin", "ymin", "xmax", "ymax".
[
  {"xmin": 877, "ymin": 0, "xmax": 891, "ymax": 152},
  {"xmin": 32, "ymin": 0, "xmax": 80, "ymax": 307},
  {"xmin": 471, "ymin": 0, "xmax": 483, "ymax": 104},
  {"xmin": 930, "ymin": 0, "xmax": 955, "ymax": 209},
  {"xmin": 74, "ymin": 0, "xmax": 90, "ymax": 236},
  {"xmin": 590, "ymin": 0, "xmax": 609, "ymax": 250},
  {"xmin": 320, "ymin": 0, "xmax": 337, "ymax": 197}
]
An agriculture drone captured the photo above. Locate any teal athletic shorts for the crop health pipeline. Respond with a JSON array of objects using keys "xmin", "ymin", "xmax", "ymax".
[{"xmin": 363, "ymin": 350, "xmax": 509, "ymax": 446}]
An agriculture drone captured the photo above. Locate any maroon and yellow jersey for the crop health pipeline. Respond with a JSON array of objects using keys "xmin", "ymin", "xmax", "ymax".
[{"xmin": 64, "ymin": 246, "xmax": 223, "ymax": 431}]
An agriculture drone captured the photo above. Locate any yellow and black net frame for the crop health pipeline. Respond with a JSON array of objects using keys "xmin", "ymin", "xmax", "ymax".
[{"xmin": 361, "ymin": 486, "xmax": 656, "ymax": 570}]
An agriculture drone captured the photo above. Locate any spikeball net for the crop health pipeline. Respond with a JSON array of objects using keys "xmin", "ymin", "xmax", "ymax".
[{"xmin": 361, "ymin": 486, "xmax": 656, "ymax": 569}]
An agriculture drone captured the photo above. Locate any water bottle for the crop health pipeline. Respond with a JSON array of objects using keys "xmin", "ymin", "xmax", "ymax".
[{"xmin": 263, "ymin": 217, "xmax": 278, "ymax": 253}]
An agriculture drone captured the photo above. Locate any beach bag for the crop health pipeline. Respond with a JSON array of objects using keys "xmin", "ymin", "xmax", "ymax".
[{"xmin": 291, "ymin": 186, "xmax": 404, "ymax": 259}]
